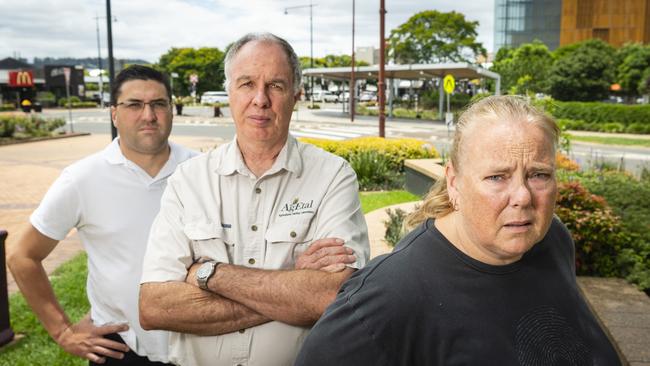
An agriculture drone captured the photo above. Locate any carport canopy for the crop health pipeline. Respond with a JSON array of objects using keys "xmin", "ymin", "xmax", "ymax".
[{"xmin": 302, "ymin": 62, "xmax": 501, "ymax": 95}]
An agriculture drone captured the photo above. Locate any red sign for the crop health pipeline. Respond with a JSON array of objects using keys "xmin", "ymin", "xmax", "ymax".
[{"xmin": 9, "ymin": 70, "xmax": 34, "ymax": 87}]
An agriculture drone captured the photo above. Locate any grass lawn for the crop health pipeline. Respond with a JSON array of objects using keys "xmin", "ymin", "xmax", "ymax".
[
  {"xmin": 1, "ymin": 190, "xmax": 420, "ymax": 365},
  {"xmin": 359, "ymin": 190, "xmax": 420, "ymax": 214},
  {"xmin": 570, "ymin": 135, "xmax": 650, "ymax": 148},
  {"xmin": 0, "ymin": 254, "xmax": 89, "ymax": 366}
]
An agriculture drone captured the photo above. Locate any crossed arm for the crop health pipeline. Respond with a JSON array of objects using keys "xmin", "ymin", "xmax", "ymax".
[{"xmin": 139, "ymin": 238, "xmax": 356, "ymax": 335}]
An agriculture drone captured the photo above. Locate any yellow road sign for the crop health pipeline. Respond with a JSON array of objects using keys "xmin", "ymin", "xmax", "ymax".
[{"xmin": 443, "ymin": 74, "xmax": 455, "ymax": 94}]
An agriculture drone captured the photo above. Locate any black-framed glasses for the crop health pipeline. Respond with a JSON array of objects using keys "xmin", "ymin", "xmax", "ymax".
[{"xmin": 115, "ymin": 100, "xmax": 171, "ymax": 114}]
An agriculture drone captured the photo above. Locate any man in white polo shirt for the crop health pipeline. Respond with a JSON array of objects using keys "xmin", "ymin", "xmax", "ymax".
[
  {"xmin": 8, "ymin": 65, "xmax": 196, "ymax": 365},
  {"xmin": 138, "ymin": 33, "xmax": 370, "ymax": 366}
]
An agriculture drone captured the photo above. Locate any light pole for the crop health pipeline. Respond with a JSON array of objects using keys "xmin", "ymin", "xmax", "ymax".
[
  {"xmin": 93, "ymin": 14, "xmax": 116, "ymax": 109},
  {"xmin": 106, "ymin": 0, "xmax": 117, "ymax": 140},
  {"xmin": 284, "ymin": 1, "xmax": 317, "ymax": 107}
]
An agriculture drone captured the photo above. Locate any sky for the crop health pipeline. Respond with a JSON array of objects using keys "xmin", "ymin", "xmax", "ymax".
[{"xmin": 0, "ymin": 0, "xmax": 495, "ymax": 63}]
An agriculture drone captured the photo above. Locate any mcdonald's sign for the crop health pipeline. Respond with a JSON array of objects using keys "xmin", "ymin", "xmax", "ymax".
[{"xmin": 8, "ymin": 70, "xmax": 34, "ymax": 87}]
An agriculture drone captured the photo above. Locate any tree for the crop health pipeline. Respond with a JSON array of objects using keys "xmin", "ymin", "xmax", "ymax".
[
  {"xmin": 616, "ymin": 43, "xmax": 650, "ymax": 99},
  {"xmin": 548, "ymin": 39, "xmax": 616, "ymax": 101},
  {"xmin": 157, "ymin": 47, "xmax": 225, "ymax": 96},
  {"xmin": 490, "ymin": 40, "xmax": 554, "ymax": 95},
  {"xmin": 299, "ymin": 55, "xmax": 369, "ymax": 70},
  {"xmin": 387, "ymin": 10, "xmax": 486, "ymax": 64}
]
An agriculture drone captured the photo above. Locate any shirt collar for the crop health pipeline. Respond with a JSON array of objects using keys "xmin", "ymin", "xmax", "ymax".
[
  {"xmin": 103, "ymin": 137, "xmax": 128, "ymax": 165},
  {"xmin": 103, "ymin": 137, "xmax": 186, "ymax": 182},
  {"xmin": 215, "ymin": 134, "xmax": 303, "ymax": 177}
]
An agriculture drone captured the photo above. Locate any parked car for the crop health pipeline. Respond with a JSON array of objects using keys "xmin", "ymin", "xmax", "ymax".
[
  {"xmin": 312, "ymin": 91, "xmax": 339, "ymax": 103},
  {"xmin": 200, "ymin": 91, "xmax": 229, "ymax": 104},
  {"xmin": 359, "ymin": 91, "xmax": 377, "ymax": 102}
]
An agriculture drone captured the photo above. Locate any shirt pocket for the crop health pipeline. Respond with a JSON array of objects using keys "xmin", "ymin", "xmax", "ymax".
[
  {"xmin": 183, "ymin": 221, "xmax": 233, "ymax": 263},
  {"xmin": 264, "ymin": 220, "xmax": 314, "ymax": 269}
]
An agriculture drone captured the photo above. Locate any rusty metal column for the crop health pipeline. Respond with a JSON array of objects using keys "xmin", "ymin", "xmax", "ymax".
[
  {"xmin": 378, "ymin": 0, "xmax": 386, "ymax": 137},
  {"xmin": 0, "ymin": 230, "xmax": 14, "ymax": 347},
  {"xmin": 350, "ymin": 0, "xmax": 355, "ymax": 122}
]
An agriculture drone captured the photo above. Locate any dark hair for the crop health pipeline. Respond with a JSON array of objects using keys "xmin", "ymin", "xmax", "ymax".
[{"xmin": 110, "ymin": 65, "xmax": 171, "ymax": 105}]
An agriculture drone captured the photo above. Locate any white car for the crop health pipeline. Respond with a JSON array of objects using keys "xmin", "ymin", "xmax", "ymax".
[
  {"xmin": 312, "ymin": 91, "xmax": 339, "ymax": 103},
  {"xmin": 200, "ymin": 91, "xmax": 229, "ymax": 104}
]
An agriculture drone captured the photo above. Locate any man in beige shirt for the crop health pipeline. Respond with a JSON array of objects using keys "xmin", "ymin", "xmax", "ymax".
[{"xmin": 139, "ymin": 33, "xmax": 370, "ymax": 366}]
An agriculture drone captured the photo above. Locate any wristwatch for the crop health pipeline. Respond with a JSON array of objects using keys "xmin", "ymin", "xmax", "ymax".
[{"xmin": 196, "ymin": 261, "xmax": 220, "ymax": 290}]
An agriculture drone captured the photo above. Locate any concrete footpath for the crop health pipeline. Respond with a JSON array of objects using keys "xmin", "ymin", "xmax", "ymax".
[{"xmin": 1, "ymin": 134, "xmax": 649, "ymax": 365}]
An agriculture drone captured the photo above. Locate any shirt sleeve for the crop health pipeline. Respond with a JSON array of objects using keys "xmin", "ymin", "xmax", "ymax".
[
  {"xmin": 140, "ymin": 173, "xmax": 194, "ymax": 283},
  {"xmin": 311, "ymin": 162, "xmax": 370, "ymax": 269},
  {"xmin": 293, "ymin": 271, "xmax": 389, "ymax": 366},
  {"xmin": 30, "ymin": 169, "xmax": 82, "ymax": 241}
]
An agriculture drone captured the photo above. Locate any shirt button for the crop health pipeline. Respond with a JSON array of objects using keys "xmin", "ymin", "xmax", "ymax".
[
  {"xmin": 251, "ymin": 225, "xmax": 258, "ymax": 231},
  {"xmin": 255, "ymin": 187, "xmax": 261, "ymax": 194},
  {"xmin": 248, "ymin": 258, "xmax": 256, "ymax": 265},
  {"xmin": 290, "ymin": 231, "xmax": 297, "ymax": 238}
]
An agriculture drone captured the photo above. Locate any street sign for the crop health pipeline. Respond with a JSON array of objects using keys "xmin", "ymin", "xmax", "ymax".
[
  {"xmin": 171, "ymin": 72, "xmax": 179, "ymax": 78},
  {"xmin": 443, "ymin": 74, "xmax": 455, "ymax": 94}
]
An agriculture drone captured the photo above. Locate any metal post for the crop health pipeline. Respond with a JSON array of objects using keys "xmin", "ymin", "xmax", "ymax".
[
  {"xmin": 350, "ymin": 0, "xmax": 355, "ymax": 122},
  {"xmin": 309, "ymin": 0, "xmax": 314, "ymax": 108},
  {"xmin": 438, "ymin": 78, "xmax": 444, "ymax": 120},
  {"xmin": 0, "ymin": 230, "xmax": 14, "ymax": 347},
  {"xmin": 378, "ymin": 0, "xmax": 386, "ymax": 138},
  {"xmin": 106, "ymin": 0, "xmax": 117, "ymax": 140},
  {"xmin": 95, "ymin": 15, "xmax": 104, "ymax": 109}
]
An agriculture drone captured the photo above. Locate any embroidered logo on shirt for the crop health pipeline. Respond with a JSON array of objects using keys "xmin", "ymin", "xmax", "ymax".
[
  {"xmin": 221, "ymin": 223, "xmax": 232, "ymax": 229},
  {"xmin": 279, "ymin": 197, "xmax": 315, "ymax": 217}
]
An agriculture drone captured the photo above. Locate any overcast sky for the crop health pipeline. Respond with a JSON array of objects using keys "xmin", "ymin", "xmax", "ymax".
[{"xmin": 0, "ymin": 0, "xmax": 495, "ymax": 63}]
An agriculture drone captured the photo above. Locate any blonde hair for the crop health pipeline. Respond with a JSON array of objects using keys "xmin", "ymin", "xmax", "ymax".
[{"xmin": 405, "ymin": 95, "xmax": 560, "ymax": 229}]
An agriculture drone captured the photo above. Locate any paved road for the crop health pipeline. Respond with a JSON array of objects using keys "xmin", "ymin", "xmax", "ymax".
[{"xmin": 40, "ymin": 105, "xmax": 650, "ymax": 174}]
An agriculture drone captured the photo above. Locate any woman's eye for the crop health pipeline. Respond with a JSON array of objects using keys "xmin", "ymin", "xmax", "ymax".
[{"xmin": 486, "ymin": 175, "xmax": 503, "ymax": 182}]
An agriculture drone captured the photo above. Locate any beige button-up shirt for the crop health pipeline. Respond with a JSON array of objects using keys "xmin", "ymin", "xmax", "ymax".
[{"xmin": 141, "ymin": 135, "xmax": 370, "ymax": 366}]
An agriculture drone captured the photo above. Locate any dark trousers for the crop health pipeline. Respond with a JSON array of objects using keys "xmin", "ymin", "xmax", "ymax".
[{"xmin": 89, "ymin": 333, "xmax": 172, "ymax": 366}]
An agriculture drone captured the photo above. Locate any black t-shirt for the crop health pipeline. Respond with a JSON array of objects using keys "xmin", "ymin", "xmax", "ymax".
[{"xmin": 295, "ymin": 218, "xmax": 621, "ymax": 366}]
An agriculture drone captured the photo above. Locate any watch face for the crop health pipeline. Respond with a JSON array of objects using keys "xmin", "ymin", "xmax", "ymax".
[{"xmin": 197, "ymin": 263, "xmax": 212, "ymax": 278}]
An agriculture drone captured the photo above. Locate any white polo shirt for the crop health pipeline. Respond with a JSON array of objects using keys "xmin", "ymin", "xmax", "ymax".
[
  {"xmin": 141, "ymin": 135, "xmax": 370, "ymax": 366},
  {"xmin": 30, "ymin": 138, "xmax": 196, "ymax": 363}
]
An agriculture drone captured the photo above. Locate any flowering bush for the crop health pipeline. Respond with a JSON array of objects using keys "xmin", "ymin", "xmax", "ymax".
[
  {"xmin": 300, "ymin": 136, "xmax": 439, "ymax": 172},
  {"xmin": 555, "ymin": 180, "xmax": 632, "ymax": 277}
]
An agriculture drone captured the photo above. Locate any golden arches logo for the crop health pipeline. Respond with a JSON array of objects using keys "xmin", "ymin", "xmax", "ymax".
[
  {"xmin": 16, "ymin": 71, "xmax": 32, "ymax": 85},
  {"xmin": 9, "ymin": 71, "xmax": 34, "ymax": 87}
]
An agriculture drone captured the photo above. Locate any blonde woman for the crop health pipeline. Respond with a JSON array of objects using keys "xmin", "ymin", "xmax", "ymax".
[{"xmin": 295, "ymin": 96, "xmax": 621, "ymax": 366}]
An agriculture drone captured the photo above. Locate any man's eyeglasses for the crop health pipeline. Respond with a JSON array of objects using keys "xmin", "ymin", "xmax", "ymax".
[{"xmin": 115, "ymin": 100, "xmax": 171, "ymax": 114}]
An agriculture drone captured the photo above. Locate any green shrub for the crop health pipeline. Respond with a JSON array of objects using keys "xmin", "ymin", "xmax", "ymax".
[
  {"xmin": 0, "ymin": 115, "xmax": 16, "ymax": 137},
  {"xmin": 557, "ymin": 118, "xmax": 586, "ymax": 131},
  {"xmin": 348, "ymin": 150, "xmax": 400, "ymax": 191},
  {"xmin": 384, "ymin": 208, "xmax": 408, "ymax": 247},
  {"xmin": 598, "ymin": 122, "xmax": 625, "ymax": 133},
  {"xmin": 301, "ymin": 136, "xmax": 439, "ymax": 172},
  {"xmin": 307, "ymin": 103, "xmax": 321, "ymax": 109},
  {"xmin": 36, "ymin": 91, "xmax": 56, "ymax": 107},
  {"xmin": 57, "ymin": 96, "xmax": 82, "ymax": 107},
  {"xmin": 625, "ymin": 123, "xmax": 650, "ymax": 134},
  {"xmin": 70, "ymin": 102, "xmax": 97, "ymax": 108},
  {"xmin": 0, "ymin": 114, "xmax": 65, "ymax": 138},
  {"xmin": 555, "ymin": 180, "xmax": 632, "ymax": 277},
  {"xmin": 553, "ymin": 101, "xmax": 650, "ymax": 126},
  {"xmin": 0, "ymin": 103, "xmax": 15, "ymax": 111}
]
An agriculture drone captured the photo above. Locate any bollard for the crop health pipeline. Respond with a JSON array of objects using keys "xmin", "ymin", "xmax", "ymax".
[{"xmin": 0, "ymin": 230, "xmax": 14, "ymax": 347}]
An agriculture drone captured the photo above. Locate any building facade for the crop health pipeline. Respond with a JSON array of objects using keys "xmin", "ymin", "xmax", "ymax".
[
  {"xmin": 560, "ymin": 0, "xmax": 650, "ymax": 47},
  {"xmin": 494, "ymin": 0, "xmax": 563, "ymax": 52}
]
